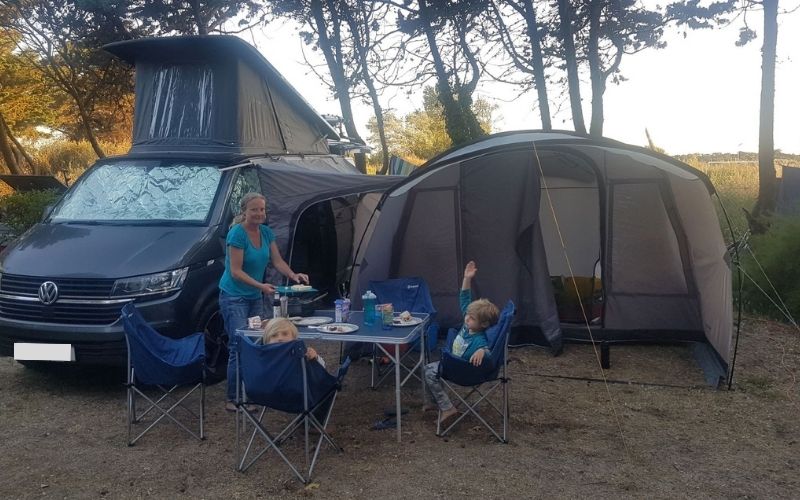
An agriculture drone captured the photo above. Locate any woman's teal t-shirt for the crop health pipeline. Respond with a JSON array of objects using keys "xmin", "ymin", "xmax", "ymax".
[{"xmin": 219, "ymin": 224, "xmax": 276, "ymax": 299}]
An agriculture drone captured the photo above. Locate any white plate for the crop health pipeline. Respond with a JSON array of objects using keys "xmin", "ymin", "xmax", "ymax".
[
  {"xmin": 392, "ymin": 316, "xmax": 424, "ymax": 327},
  {"xmin": 291, "ymin": 316, "xmax": 333, "ymax": 326},
  {"xmin": 316, "ymin": 323, "xmax": 359, "ymax": 334}
]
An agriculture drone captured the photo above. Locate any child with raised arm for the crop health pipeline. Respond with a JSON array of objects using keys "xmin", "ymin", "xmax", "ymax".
[{"xmin": 423, "ymin": 261, "xmax": 500, "ymax": 427}]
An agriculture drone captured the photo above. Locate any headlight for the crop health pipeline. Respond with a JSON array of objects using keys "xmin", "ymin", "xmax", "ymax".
[{"xmin": 111, "ymin": 268, "xmax": 188, "ymax": 297}]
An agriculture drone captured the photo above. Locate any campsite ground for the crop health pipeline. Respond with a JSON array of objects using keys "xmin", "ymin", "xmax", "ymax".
[{"xmin": 0, "ymin": 317, "xmax": 798, "ymax": 499}]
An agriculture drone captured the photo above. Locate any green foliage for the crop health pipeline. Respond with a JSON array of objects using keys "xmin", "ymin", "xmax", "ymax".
[
  {"xmin": 738, "ymin": 216, "xmax": 800, "ymax": 322},
  {"xmin": 0, "ymin": 189, "xmax": 61, "ymax": 236},
  {"xmin": 366, "ymin": 86, "xmax": 495, "ymax": 164},
  {"xmin": 34, "ymin": 141, "xmax": 96, "ymax": 185}
]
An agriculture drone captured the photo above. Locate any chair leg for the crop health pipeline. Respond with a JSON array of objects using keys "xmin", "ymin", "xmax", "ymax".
[
  {"xmin": 200, "ymin": 383, "xmax": 205, "ymax": 440},
  {"xmin": 127, "ymin": 385, "xmax": 134, "ymax": 446}
]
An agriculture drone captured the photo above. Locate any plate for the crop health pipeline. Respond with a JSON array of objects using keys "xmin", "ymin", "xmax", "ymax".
[
  {"xmin": 316, "ymin": 323, "xmax": 359, "ymax": 334},
  {"xmin": 276, "ymin": 285, "xmax": 318, "ymax": 295},
  {"xmin": 291, "ymin": 316, "xmax": 333, "ymax": 326},
  {"xmin": 392, "ymin": 316, "xmax": 424, "ymax": 327}
]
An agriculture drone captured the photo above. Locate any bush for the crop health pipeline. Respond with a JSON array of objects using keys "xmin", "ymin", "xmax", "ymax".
[
  {"xmin": 738, "ymin": 216, "xmax": 800, "ymax": 321},
  {"xmin": 32, "ymin": 139, "xmax": 131, "ymax": 185},
  {"xmin": 0, "ymin": 189, "xmax": 62, "ymax": 237}
]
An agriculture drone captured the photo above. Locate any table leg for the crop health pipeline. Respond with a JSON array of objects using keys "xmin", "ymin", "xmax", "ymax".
[
  {"xmin": 395, "ymin": 343, "xmax": 402, "ymax": 443},
  {"xmin": 420, "ymin": 325, "xmax": 427, "ymax": 402}
]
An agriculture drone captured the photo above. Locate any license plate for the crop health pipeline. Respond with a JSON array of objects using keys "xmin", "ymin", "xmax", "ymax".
[{"xmin": 14, "ymin": 343, "xmax": 75, "ymax": 362}]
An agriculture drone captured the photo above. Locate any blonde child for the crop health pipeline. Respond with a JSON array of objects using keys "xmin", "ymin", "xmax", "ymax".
[
  {"xmin": 423, "ymin": 261, "xmax": 500, "ymax": 427},
  {"xmin": 263, "ymin": 318, "xmax": 325, "ymax": 368}
]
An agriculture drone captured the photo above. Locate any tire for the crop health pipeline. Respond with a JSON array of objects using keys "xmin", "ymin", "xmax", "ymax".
[{"xmin": 195, "ymin": 302, "xmax": 228, "ymax": 385}]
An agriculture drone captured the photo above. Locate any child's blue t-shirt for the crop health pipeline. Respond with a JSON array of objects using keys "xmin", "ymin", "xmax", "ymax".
[
  {"xmin": 450, "ymin": 289, "xmax": 489, "ymax": 360},
  {"xmin": 219, "ymin": 224, "xmax": 276, "ymax": 299}
]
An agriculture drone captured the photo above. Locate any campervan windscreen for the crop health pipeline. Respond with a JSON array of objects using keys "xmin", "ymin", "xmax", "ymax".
[{"xmin": 50, "ymin": 160, "xmax": 222, "ymax": 224}]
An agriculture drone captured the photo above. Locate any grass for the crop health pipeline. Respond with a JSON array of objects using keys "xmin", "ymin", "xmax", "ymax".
[{"xmin": 686, "ymin": 159, "xmax": 800, "ymax": 244}]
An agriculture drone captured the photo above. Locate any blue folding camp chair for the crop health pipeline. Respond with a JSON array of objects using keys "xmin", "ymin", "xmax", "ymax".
[
  {"xmin": 232, "ymin": 334, "xmax": 350, "ymax": 484},
  {"xmin": 436, "ymin": 300, "xmax": 515, "ymax": 442},
  {"xmin": 368, "ymin": 277, "xmax": 439, "ymax": 388},
  {"xmin": 120, "ymin": 303, "xmax": 206, "ymax": 446}
]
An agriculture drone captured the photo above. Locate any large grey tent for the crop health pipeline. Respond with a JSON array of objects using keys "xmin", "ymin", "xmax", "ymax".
[{"xmin": 350, "ymin": 131, "xmax": 732, "ymax": 384}]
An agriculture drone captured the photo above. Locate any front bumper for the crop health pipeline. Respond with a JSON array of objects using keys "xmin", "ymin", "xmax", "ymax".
[{"xmin": 0, "ymin": 292, "xmax": 184, "ymax": 365}]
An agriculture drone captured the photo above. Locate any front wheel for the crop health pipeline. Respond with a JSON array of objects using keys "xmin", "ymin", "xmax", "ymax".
[{"xmin": 196, "ymin": 303, "xmax": 227, "ymax": 385}]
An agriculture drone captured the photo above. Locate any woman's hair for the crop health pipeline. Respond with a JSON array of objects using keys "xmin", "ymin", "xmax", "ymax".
[
  {"xmin": 466, "ymin": 298, "xmax": 500, "ymax": 328},
  {"xmin": 262, "ymin": 318, "xmax": 299, "ymax": 344},
  {"xmin": 231, "ymin": 192, "xmax": 267, "ymax": 227}
]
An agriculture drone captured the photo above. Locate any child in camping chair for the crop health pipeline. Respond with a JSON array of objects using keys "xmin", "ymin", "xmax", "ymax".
[
  {"xmin": 423, "ymin": 261, "xmax": 500, "ymax": 428},
  {"xmin": 263, "ymin": 318, "xmax": 325, "ymax": 368},
  {"xmin": 262, "ymin": 318, "xmax": 333, "ymax": 425}
]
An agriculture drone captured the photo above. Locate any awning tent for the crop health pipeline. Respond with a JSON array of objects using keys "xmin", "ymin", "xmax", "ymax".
[{"xmin": 350, "ymin": 131, "xmax": 732, "ymax": 385}]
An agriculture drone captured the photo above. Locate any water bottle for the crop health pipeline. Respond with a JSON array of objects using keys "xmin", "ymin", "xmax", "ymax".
[
  {"xmin": 272, "ymin": 291, "xmax": 281, "ymax": 318},
  {"xmin": 362, "ymin": 290, "xmax": 377, "ymax": 326}
]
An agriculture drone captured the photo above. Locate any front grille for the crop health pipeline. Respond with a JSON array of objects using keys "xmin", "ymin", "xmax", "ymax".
[
  {"xmin": 0, "ymin": 274, "xmax": 122, "ymax": 325},
  {"xmin": 0, "ymin": 296, "xmax": 123, "ymax": 325},
  {"xmin": 0, "ymin": 274, "xmax": 116, "ymax": 298}
]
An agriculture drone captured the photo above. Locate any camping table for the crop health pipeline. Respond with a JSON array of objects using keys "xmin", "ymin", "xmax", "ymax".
[{"xmin": 240, "ymin": 310, "xmax": 429, "ymax": 443}]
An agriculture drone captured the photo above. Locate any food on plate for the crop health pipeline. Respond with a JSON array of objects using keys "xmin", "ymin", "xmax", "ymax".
[
  {"xmin": 290, "ymin": 284, "xmax": 313, "ymax": 291},
  {"xmin": 399, "ymin": 310, "xmax": 412, "ymax": 322},
  {"xmin": 324, "ymin": 325, "xmax": 344, "ymax": 332}
]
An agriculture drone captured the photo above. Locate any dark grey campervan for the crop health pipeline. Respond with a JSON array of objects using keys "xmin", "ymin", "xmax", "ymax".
[{"xmin": 0, "ymin": 36, "xmax": 395, "ymax": 366}]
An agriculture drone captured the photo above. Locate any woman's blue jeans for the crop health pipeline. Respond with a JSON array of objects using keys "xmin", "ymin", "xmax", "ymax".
[{"xmin": 219, "ymin": 290, "xmax": 265, "ymax": 401}]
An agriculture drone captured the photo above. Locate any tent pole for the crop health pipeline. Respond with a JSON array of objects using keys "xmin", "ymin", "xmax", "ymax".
[{"xmin": 714, "ymin": 192, "xmax": 742, "ymax": 391}]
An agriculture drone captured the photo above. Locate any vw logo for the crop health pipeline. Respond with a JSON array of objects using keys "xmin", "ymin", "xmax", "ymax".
[{"xmin": 38, "ymin": 281, "xmax": 59, "ymax": 305}]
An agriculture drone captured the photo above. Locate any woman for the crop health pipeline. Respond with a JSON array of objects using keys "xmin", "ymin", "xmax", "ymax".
[{"xmin": 220, "ymin": 192, "xmax": 309, "ymax": 411}]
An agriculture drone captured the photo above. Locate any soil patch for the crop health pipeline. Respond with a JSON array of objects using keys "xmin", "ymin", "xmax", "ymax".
[{"xmin": 1, "ymin": 317, "xmax": 798, "ymax": 498}]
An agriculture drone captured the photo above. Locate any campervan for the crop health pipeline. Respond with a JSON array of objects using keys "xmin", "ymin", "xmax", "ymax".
[{"xmin": 0, "ymin": 36, "xmax": 392, "ymax": 366}]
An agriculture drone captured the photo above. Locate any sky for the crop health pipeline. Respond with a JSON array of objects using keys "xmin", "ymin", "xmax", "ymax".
[{"xmin": 245, "ymin": 5, "xmax": 800, "ymax": 156}]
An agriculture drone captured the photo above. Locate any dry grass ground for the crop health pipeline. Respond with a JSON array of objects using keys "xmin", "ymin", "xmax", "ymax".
[{"xmin": 1, "ymin": 316, "xmax": 798, "ymax": 499}]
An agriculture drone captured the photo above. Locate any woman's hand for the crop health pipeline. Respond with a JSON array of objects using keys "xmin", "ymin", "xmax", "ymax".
[
  {"xmin": 291, "ymin": 273, "xmax": 309, "ymax": 285},
  {"xmin": 305, "ymin": 346, "xmax": 318, "ymax": 361},
  {"xmin": 260, "ymin": 283, "xmax": 276, "ymax": 295}
]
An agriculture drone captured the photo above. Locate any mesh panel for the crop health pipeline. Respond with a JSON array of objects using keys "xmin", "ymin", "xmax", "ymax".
[{"xmin": 610, "ymin": 182, "xmax": 687, "ymax": 294}]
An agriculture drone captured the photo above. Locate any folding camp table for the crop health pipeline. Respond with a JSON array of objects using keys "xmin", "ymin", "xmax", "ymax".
[{"xmin": 241, "ymin": 310, "xmax": 429, "ymax": 443}]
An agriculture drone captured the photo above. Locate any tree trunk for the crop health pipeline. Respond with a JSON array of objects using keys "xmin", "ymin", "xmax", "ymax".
[
  {"xmin": 0, "ymin": 114, "xmax": 22, "ymax": 175},
  {"xmin": 363, "ymin": 72, "xmax": 390, "ymax": 175},
  {"xmin": 71, "ymin": 91, "xmax": 105, "ymax": 158},
  {"xmin": 312, "ymin": 0, "xmax": 367, "ymax": 173},
  {"xmin": 190, "ymin": 0, "xmax": 209, "ymax": 35},
  {"xmin": 557, "ymin": 0, "xmax": 586, "ymax": 134},
  {"xmin": 753, "ymin": 0, "xmax": 778, "ymax": 216},
  {"xmin": 7, "ymin": 126, "xmax": 38, "ymax": 173},
  {"xmin": 523, "ymin": 0, "xmax": 551, "ymax": 130},
  {"xmin": 587, "ymin": 0, "xmax": 605, "ymax": 137},
  {"xmin": 418, "ymin": 0, "xmax": 483, "ymax": 146}
]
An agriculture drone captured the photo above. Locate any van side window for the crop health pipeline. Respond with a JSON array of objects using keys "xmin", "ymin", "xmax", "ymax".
[{"xmin": 228, "ymin": 168, "xmax": 262, "ymax": 219}]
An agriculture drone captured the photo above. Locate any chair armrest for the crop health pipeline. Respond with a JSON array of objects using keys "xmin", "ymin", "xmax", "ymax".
[{"xmin": 439, "ymin": 349, "xmax": 498, "ymax": 387}]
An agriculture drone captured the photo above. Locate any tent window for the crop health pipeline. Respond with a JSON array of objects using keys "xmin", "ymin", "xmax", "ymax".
[
  {"xmin": 140, "ymin": 64, "xmax": 215, "ymax": 140},
  {"xmin": 610, "ymin": 182, "xmax": 688, "ymax": 295}
]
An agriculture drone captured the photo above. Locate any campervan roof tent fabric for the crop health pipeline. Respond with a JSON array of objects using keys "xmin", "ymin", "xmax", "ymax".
[
  {"xmin": 352, "ymin": 131, "xmax": 732, "ymax": 382},
  {"xmin": 104, "ymin": 36, "xmax": 338, "ymax": 156}
]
